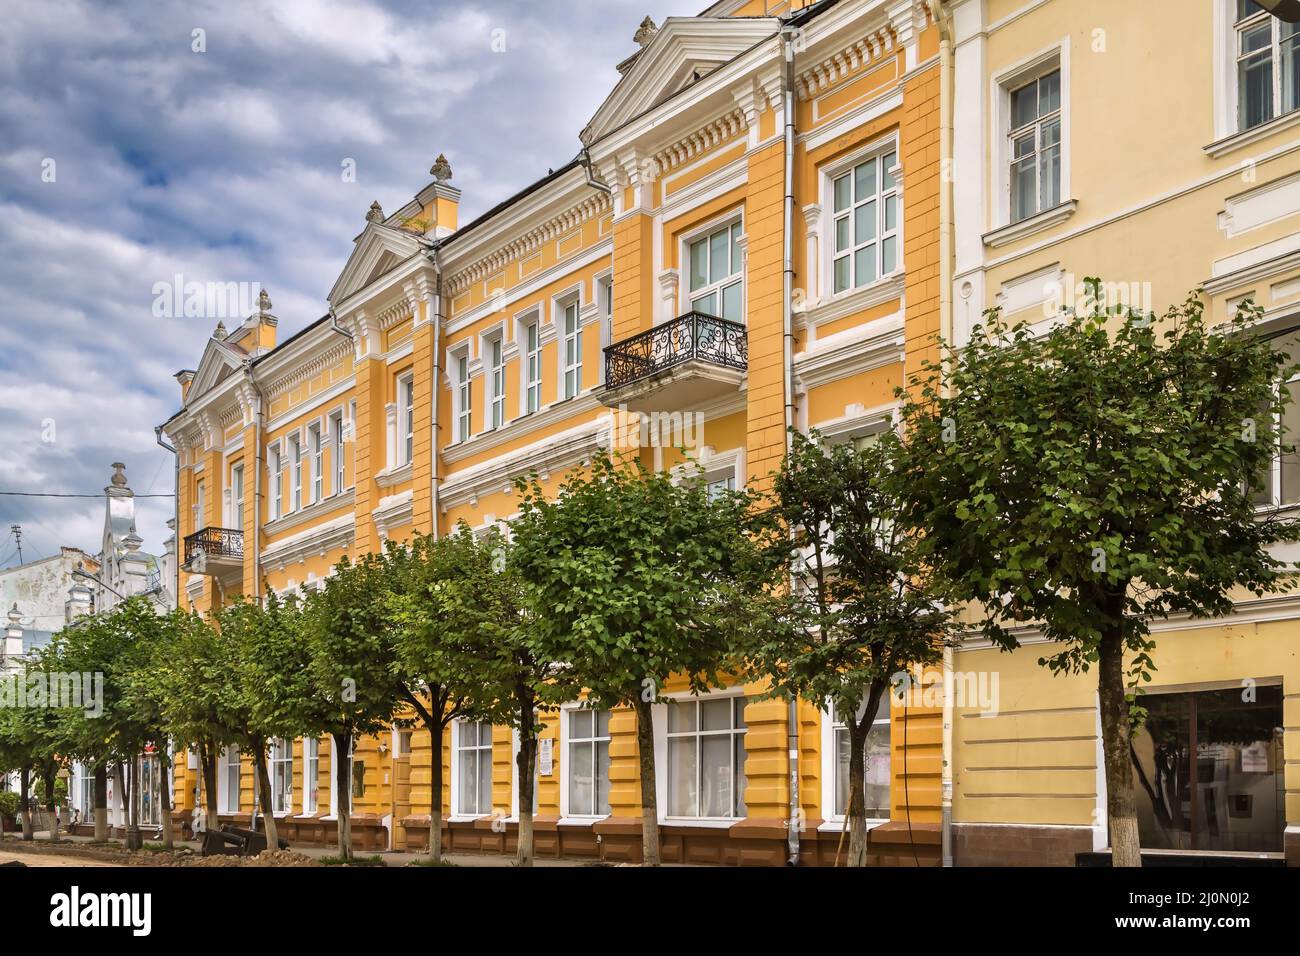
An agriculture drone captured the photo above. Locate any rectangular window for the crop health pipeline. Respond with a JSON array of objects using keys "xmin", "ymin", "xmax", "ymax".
[
  {"xmin": 1132, "ymin": 683, "xmax": 1284, "ymax": 852},
  {"xmin": 396, "ymin": 374, "xmax": 414, "ymax": 465},
  {"xmin": 1008, "ymin": 70, "xmax": 1061, "ymax": 223},
  {"xmin": 562, "ymin": 302, "xmax": 582, "ymax": 399},
  {"xmin": 230, "ymin": 463, "xmax": 244, "ymax": 527},
  {"xmin": 221, "ymin": 745, "xmax": 240, "ymax": 814},
  {"xmin": 456, "ymin": 721, "xmax": 494, "ymax": 816},
  {"xmin": 525, "ymin": 322, "xmax": 541, "ymax": 414},
  {"xmin": 567, "ymin": 708, "xmax": 611, "ymax": 817},
  {"xmin": 302, "ymin": 738, "xmax": 319, "ymax": 815},
  {"xmin": 289, "ymin": 435, "xmax": 302, "ymax": 511},
  {"xmin": 76, "ymin": 763, "xmax": 94, "ymax": 815},
  {"xmin": 329, "ymin": 412, "xmax": 345, "ymax": 495},
  {"xmin": 456, "ymin": 353, "xmax": 471, "ymax": 442},
  {"xmin": 706, "ymin": 474, "xmax": 736, "ymax": 501},
  {"xmin": 270, "ymin": 738, "xmax": 293, "ymax": 815},
  {"xmin": 687, "ymin": 221, "xmax": 743, "ymax": 322},
  {"xmin": 666, "ymin": 696, "xmax": 747, "ymax": 818},
  {"xmin": 831, "ymin": 149, "xmax": 900, "ymax": 294},
  {"xmin": 1236, "ymin": 1, "xmax": 1300, "ymax": 132},
  {"xmin": 489, "ymin": 338, "xmax": 505, "ymax": 429},
  {"xmin": 308, "ymin": 425, "xmax": 322, "ymax": 503},
  {"xmin": 270, "ymin": 446, "xmax": 283, "ymax": 519},
  {"xmin": 1252, "ymin": 329, "xmax": 1300, "ymax": 506},
  {"xmin": 193, "ymin": 479, "xmax": 205, "ymax": 532},
  {"xmin": 832, "ymin": 695, "xmax": 891, "ymax": 819}
]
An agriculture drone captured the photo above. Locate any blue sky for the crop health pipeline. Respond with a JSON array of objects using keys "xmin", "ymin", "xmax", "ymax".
[{"xmin": 0, "ymin": 0, "xmax": 702, "ymax": 568}]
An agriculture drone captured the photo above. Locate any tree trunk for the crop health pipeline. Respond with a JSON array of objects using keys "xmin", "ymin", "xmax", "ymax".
[
  {"xmin": 159, "ymin": 747, "xmax": 174, "ymax": 850},
  {"xmin": 43, "ymin": 762, "xmax": 60, "ymax": 843},
  {"xmin": 200, "ymin": 740, "xmax": 220, "ymax": 833},
  {"xmin": 124, "ymin": 757, "xmax": 141, "ymax": 851},
  {"xmin": 252, "ymin": 741, "xmax": 279, "ymax": 852},
  {"xmin": 112, "ymin": 763, "xmax": 127, "ymax": 845},
  {"xmin": 428, "ymin": 722, "xmax": 444, "ymax": 863},
  {"xmin": 332, "ymin": 732, "xmax": 353, "ymax": 862},
  {"xmin": 516, "ymin": 715, "xmax": 537, "ymax": 867},
  {"xmin": 93, "ymin": 763, "xmax": 108, "ymax": 841},
  {"xmin": 1098, "ymin": 625, "xmax": 1142, "ymax": 867},
  {"xmin": 845, "ymin": 717, "xmax": 869, "ymax": 867},
  {"xmin": 19, "ymin": 767, "xmax": 32, "ymax": 841},
  {"xmin": 632, "ymin": 696, "xmax": 660, "ymax": 866}
]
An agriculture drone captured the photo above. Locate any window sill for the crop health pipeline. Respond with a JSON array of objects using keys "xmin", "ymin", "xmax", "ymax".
[
  {"xmin": 659, "ymin": 817, "xmax": 742, "ymax": 829},
  {"xmin": 983, "ymin": 200, "xmax": 1077, "ymax": 249},
  {"xmin": 800, "ymin": 272, "xmax": 905, "ymax": 331},
  {"xmin": 557, "ymin": 815, "xmax": 609, "ymax": 827},
  {"xmin": 446, "ymin": 814, "xmax": 489, "ymax": 824},
  {"xmin": 1205, "ymin": 110, "xmax": 1300, "ymax": 159},
  {"xmin": 374, "ymin": 460, "xmax": 414, "ymax": 490},
  {"xmin": 817, "ymin": 817, "xmax": 888, "ymax": 833},
  {"xmin": 263, "ymin": 487, "xmax": 355, "ymax": 536}
]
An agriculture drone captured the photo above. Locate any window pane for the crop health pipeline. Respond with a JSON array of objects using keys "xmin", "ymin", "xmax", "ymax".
[
  {"xmin": 834, "ymin": 255, "xmax": 850, "ymax": 294},
  {"xmin": 596, "ymin": 709, "xmax": 611, "ymax": 738},
  {"xmin": 700, "ymin": 735, "xmax": 733, "ymax": 817},
  {"xmin": 835, "ymin": 215, "xmax": 850, "ymax": 253},
  {"xmin": 833, "ymin": 174, "xmax": 850, "ymax": 212},
  {"xmin": 689, "ymin": 238, "xmax": 708, "ymax": 291},
  {"xmin": 1284, "ymin": 25, "xmax": 1300, "ymax": 115},
  {"xmin": 855, "ymin": 245, "xmax": 876, "ymax": 286},
  {"xmin": 731, "ymin": 222, "xmax": 743, "ymax": 274},
  {"xmin": 701, "ymin": 697, "xmax": 732, "ymax": 731},
  {"xmin": 734, "ymin": 733, "xmax": 747, "ymax": 816},
  {"xmin": 570, "ymin": 708, "xmax": 592, "ymax": 739},
  {"xmin": 1038, "ymin": 70, "xmax": 1060, "ymax": 115},
  {"xmin": 709, "ymin": 228, "xmax": 729, "ymax": 283},
  {"xmin": 881, "ymin": 152, "xmax": 897, "ymax": 190},
  {"xmin": 668, "ymin": 737, "xmax": 697, "ymax": 816},
  {"xmin": 855, "ymin": 200, "xmax": 876, "ymax": 244},
  {"xmin": 478, "ymin": 746, "xmax": 493, "ymax": 814},
  {"xmin": 884, "ymin": 194, "xmax": 898, "ymax": 232},
  {"xmin": 1240, "ymin": 34, "xmax": 1275, "ymax": 130},
  {"xmin": 596, "ymin": 740, "xmax": 611, "ymax": 815},
  {"xmin": 668, "ymin": 700, "xmax": 696, "ymax": 733},
  {"xmin": 854, "ymin": 158, "xmax": 876, "ymax": 201},
  {"xmin": 1010, "ymin": 80, "xmax": 1037, "ymax": 128},
  {"xmin": 864, "ymin": 721, "xmax": 892, "ymax": 818},
  {"xmin": 734, "ymin": 697, "xmax": 747, "ymax": 728},
  {"xmin": 691, "ymin": 292, "xmax": 717, "ymax": 318},
  {"xmin": 1281, "ymin": 393, "xmax": 1300, "ymax": 503},
  {"xmin": 721, "ymin": 282, "xmax": 742, "ymax": 322},
  {"xmin": 570, "ymin": 740, "xmax": 594, "ymax": 815},
  {"xmin": 882, "ymin": 235, "xmax": 897, "ymax": 275},
  {"xmin": 835, "ymin": 727, "xmax": 850, "ymax": 815},
  {"xmin": 1040, "ymin": 143, "xmax": 1061, "ymax": 211},
  {"xmin": 1011, "ymin": 156, "xmax": 1036, "ymax": 222}
]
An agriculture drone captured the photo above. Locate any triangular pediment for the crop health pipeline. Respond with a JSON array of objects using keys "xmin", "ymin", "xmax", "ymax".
[
  {"xmin": 583, "ymin": 16, "xmax": 779, "ymax": 145},
  {"xmin": 188, "ymin": 338, "xmax": 245, "ymax": 402},
  {"xmin": 328, "ymin": 222, "xmax": 426, "ymax": 307}
]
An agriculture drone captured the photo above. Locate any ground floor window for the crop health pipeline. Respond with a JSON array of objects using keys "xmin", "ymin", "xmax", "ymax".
[
  {"xmin": 455, "ymin": 721, "xmax": 494, "ymax": 817},
  {"xmin": 567, "ymin": 708, "xmax": 611, "ymax": 817},
  {"xmin": 302, "ymin": 738, "xmax": 318, "ymax": 814},
  {"xmin": 75, "ymin": 762, "xmax": 95, "ymax": 815},
  {"xmin": 1132, "ymin": 683, "xmax": 1284, "ymax": 853},
  {"xmin": 270, "ymin": 738, "xmax": 293, "ymax": 814},
  {"xmin": 666, "ymin": 696, "xmax": 747, "ymax": 818},
  {"xmin": 220, "ymin": 745, "xmax": 240, "ymax": 814},
  {"xmin": 832, "ymin": 695, "xmax": 891, "ymax": 819},
  {"xmin": 135, "ymin": 752, "xmax": 163, "ymax": 827}
]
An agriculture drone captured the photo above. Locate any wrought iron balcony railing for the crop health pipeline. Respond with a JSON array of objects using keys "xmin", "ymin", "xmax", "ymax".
[
  {"xmin": 604, "ymin": 311, "xmax": 747, "ymax": 391},
  {"xmin": 184, "ymin": 527, "xmax": 243, "ymax": 566}
]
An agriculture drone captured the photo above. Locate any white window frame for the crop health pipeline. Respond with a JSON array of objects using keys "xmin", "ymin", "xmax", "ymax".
[
  {"xmin": 596, "ymin": 272, "xmax": 614, "ymax": 385},
  {"xmin": 289, "ymin": 433, "xmax": 302, "ymax": 512},
  {"xmin": 682, "ymin": 215, "xmax": 745, "ymax": 323},
  {"xmin": 1252, "ymin": 327, "xmax": 1300, "ymax": 507},
  {"xmin": 655, "ymin": 690, "xmax": 748, "ymax": 823},
  {"xmin": 522, "ymin": 316, "xmax": 542, "ymax": 415},
  {"xmin": 329, "ymin": 410, "xmax": 346, "ymax": 495},
  {"xmin": 307, "ymin": 423, "xmax": 322, "ymax": 503},
  {"xmin": 1230, "ymin": 1, "xmax": 1300, "ymax": 134},
  {"xmin": 451, "ymin": 719, "xmax": 494, "ymax": 819},
  {"xmin": 453, "ymin": 348, "xmax": 472, "ymax": 443},
  {"xmin": 193, "ymin": 478, "xmax": 205, "ymax": 532},
  {"xmin": 559, "ymin": 297, "xmax": 583, "ymax": 400},
  {"xmin": 559, "ymin": 703, "xmax": 612, "ymax": 819},
  {"xmin": 991, "ymin": 43, "xmax": 1070, "ymax": 232},
  {"xmin": 229, "ymin": 462, "xmax": 244, "ymax": 528},
  {"xmin": 819, "ymin": 695, "xmax": 892, "ymax": 827},
  {"xmin": 301, "ymin": 737, "xmax": 319, "ymax": 815},
  {"xmin": 824, "ymin": 139, "xmax": 901, "ymax": 298},
  {"xmin": 219, "ymin": 745, "xmax": 240, "ymax": 814},
  {"xmin": 270, "ymin": 444, "xmax": 283, "ymax": 520},
  {"xmin": 270, "ymin": 738, "xmax": 293, "ymax": 816},
  {"xmin": 487, "ymin": 336, "xmax": 506, "ymax": 429},
  {"xmin": 396, "ymin": 373, "xmax": 414, "ymax": 465}
]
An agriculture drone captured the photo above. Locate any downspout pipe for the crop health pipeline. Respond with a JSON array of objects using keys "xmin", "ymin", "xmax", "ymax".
[
  {"xmin": 425, "ymin": 244, "xmax": 445, "ymax": 540},
  {"xmin": 241, "ymin": 361, "xmax": 266, "ymax": 605},
  {"xmin": 929, "ymin": 0, "xmax": 956, "ymax": 869},
  {"xmin": 779, "ymin": 19, "xmax": 801, "ymax": 867},
  {"xmin": 579, "ymin": 146, "xmax": 613, "ymax": 195}
]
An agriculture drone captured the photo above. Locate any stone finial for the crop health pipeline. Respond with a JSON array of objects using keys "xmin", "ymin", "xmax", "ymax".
[
  {"xmin": 7, "ymin": 603, "xmax": 20, "ymax": 626},
  {"xmin": 213, "ymin": 321, "xmax": 228, "ymax": 341},
  {"xmin": 258, "ymin": 288, "xmax": 272, "ymax": 314},
  {"xmin": 110, "ymin": 462, "xmax": 127, "ymax": 487},
  {"xmin": 634, "ymin": 16, "xmax": 658, "ymax": 47},
  {"xmin": 123, "ymin": 532, "xmax": 143, "ymax": 553},
  {"xmin": 367, "ymin": 200, "xmax": 385, "ymax": 223},
  {"xmin": 429, "ymin": 153, "xmax": 452, "ymax": 182}
]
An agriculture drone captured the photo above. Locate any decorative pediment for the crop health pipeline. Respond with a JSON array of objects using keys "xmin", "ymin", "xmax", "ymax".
[
  {"xmin": 187, "ymin": 337, "xmax": 246, "ymax": 403},
  {"xmin": 327, "ymin": 221, "xmax": 427, "ymax": 308},
  {"xmin": 582, "ymin": 16, "xmax": 778, "ymax": 146}
]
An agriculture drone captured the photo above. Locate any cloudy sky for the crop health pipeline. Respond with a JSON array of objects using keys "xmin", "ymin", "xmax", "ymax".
[{"xmin": 0, "ymin": 0, "xmax": 703, "ymax": 569}]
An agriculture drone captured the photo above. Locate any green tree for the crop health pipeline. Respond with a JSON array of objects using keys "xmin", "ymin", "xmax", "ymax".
[
  {"xmin": 893, "ymin": 281, "xmax": 1299, "ymax": 867},
  {"xmin": 511, "ymin": 451, "xmax": 779, "ymax": 866},
  {"xmin": 740, "ymin": 430, "xmax": 957, "ymax": 866},
  {"xmin": 0, "ymin": 691, "xmax": 43, "ymax": 840},
  {"xmin": 300, "ymin": 553, "xmax": 405, "ymax": 861}
]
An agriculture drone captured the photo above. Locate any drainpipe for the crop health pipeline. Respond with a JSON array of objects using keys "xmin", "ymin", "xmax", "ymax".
[
  {"xmin": 779, "ymin": 19, "xmax": 801, "ymax": 867},
  {"xmin": 242, "ymin": 362, "xmax": 265, "ymax": 604},
  {"xmin": 427, "ymin": 247, "xmax": 445, "ymax": 540},
  {"xmin": 154, "ymin": 427, "xmax": 178, "ymax": 607},
  {"xmin": 579, "ymin": 147, "xmax": 613, "ymax": 195},
  {"xmin": 929, "ymin": 0, "xmax": 956, "ymax": 869}
]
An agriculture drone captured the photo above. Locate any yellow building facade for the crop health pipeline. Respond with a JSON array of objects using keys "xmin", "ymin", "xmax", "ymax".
[{"xmin": 159, "ymin": 0, "xmax": 1298, "ymax": 866}]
